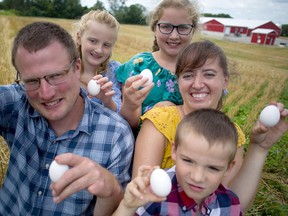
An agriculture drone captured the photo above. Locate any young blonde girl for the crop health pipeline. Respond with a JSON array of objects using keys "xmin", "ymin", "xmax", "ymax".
[{"xmin": 75, "ymin": 10, "xmax": 122, "ymax": 112}]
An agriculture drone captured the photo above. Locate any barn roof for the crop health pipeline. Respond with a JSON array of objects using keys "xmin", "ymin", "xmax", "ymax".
[
  {"xmin": 200, "ymin": 17, "xmax": 274, "ymax": 29},
  {"xmin": 251, "ymin": 28, "xmax": 276, "ymax": 34}
]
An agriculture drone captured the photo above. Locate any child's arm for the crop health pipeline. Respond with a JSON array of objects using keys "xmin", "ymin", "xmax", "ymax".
[
  {"xmin": 119, "ymin": 75, "xmax": 154, "ymax": 129},
  {"xmin": 112, "ymin": 166, "xmax": 166, "ymax": 216},
  {"xmin": 229, "ymin": 102, "xmax": 288, "ymax": 213}
]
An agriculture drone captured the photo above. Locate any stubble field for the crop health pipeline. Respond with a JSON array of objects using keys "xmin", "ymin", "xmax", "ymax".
[{"xmin": 0, "ymin": 15, "xmax": 287, "ymax": 215}]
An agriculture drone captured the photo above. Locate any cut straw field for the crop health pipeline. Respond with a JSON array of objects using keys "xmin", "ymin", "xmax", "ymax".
[{"xmin": 0, "ymin": 15, "xmax": 287, "ymax": 215}]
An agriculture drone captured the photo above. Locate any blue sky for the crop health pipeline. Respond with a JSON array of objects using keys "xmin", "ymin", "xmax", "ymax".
[{"xmin": 80, "ymin": 0, "xmax": 288, "ymax": 25}]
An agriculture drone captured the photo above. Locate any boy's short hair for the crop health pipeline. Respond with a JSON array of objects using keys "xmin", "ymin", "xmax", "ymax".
[{"xmin": 174, "ymin": 108, "xmax": 238, "ymax": 164}]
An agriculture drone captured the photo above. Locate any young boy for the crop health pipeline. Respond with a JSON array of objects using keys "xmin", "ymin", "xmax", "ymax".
[{"xmin": 113, "ymin": 108, "xmax": 242, "ymax": 215}]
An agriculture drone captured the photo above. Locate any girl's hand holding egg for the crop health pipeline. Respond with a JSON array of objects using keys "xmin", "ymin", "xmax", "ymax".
[
  {"xmin": 140, "ymin": 69, "xmax": 153, "ymax": 87},
  {"xmin": 87, "ymin": 79, "xmax": 101, "ymax": 96}
]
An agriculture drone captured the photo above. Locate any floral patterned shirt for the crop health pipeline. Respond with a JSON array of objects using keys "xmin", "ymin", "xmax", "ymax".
[{"xmin": 116, "ymin": 52, "xmax": 183, "ymax": 114}]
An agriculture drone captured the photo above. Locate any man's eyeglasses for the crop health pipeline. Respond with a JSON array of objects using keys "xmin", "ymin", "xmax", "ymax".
[
  {"xmin": 16, "ymin": 59, "xmax": 76, "ymax": 91},
  {"xmin": 157, "ymin": 23, "xmax": 194, "ymax": 35}
]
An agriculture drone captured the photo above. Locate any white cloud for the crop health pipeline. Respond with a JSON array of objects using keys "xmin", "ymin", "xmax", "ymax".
[{"xmin": 80, "ymin": 0, "xmax": 288, "ymax": 24}]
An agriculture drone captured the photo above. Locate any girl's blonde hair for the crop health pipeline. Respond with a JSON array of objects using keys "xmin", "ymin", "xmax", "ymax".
[
  {"xmin": 148, "ymin": 0, "xmax": 200, "ymax": 51},
  {"xmin": 75, "ymin": 10, "xmax": 119, "ymax": 75}
]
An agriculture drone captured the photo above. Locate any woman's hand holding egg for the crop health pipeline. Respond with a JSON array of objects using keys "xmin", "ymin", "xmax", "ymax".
[{"xmin": 259, "ymin": 105, "xmax": 280, "ymax": 127}]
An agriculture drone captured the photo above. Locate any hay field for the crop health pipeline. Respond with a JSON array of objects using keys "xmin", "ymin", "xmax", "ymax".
[{"xmin": 0, "ymin": 15, "xmax": 287, "ymax": 215}]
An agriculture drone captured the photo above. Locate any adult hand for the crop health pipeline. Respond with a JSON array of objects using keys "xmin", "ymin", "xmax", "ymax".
[
  {"xmin": 50, "ymin": 153, "xmax": 122, "ymax": 204},
  {"xmin": 250, "ymin": 102, "xmax": 288, "ymax": 150}
]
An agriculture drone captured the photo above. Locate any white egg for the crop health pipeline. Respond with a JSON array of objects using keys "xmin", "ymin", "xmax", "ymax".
[
  {"xmin": 49, "ymin": 160, "xmax": 69, "ymax": 183},
  {"xmin": 87, "ymin": 79, "xmax": 100, "ymax": 96},
  {"xmin": 259, "ymin": 105, "xmax": 280, "ymax": 127},
  {"xmin": 150, "ymin": 168, "xmax": 172, "ymax": 197},
  {"xmin": 140, "ymin": 69, "xmax": 153, "ymax": 87}
]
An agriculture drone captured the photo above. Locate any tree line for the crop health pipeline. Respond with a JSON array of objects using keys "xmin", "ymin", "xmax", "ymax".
[
  {"xmin": 0, "ymin": 0, "xmax": 287, "ymax": 36},
  {"xmin": 0, "ymin": 0, "xmax": 148, "ymax": 24}
]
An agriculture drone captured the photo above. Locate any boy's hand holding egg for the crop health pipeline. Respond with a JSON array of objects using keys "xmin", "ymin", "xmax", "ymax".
[{"xmin": 150, "ymin": 168, "xmax": 172, "ymax": 197}]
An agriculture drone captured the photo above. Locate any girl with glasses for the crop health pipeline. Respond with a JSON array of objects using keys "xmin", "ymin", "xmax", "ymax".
[{"xmin": 117, "ymin": 0, "xmax": 200, "ymax": 129}]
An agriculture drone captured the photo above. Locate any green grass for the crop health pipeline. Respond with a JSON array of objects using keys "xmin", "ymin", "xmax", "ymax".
[{"xmin": 245, "ymin": 78, "xmax": 288, "ymax": 215}]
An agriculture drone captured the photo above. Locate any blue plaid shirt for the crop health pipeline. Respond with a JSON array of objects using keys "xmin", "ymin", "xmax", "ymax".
[{"xmin": 0, "ymin": 84, "xmax": 134, "ymax": 216}]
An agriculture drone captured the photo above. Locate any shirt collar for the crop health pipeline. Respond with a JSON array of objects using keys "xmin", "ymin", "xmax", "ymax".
[
  {"xmin": 172, "ymin": 173, "xmax": 221, "ymax": 214},
  {"xmin": 169, "ymin": 173, "xmax": 198, "ymax": 212}
]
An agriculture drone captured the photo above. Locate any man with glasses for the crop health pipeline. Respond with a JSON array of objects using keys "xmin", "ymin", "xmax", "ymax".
[{"xmin": 0, "ymin": 21, "xmax": 134, "ymax": 216}]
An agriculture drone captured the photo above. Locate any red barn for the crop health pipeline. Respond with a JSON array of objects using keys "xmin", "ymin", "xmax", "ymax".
[
  {"xmin": 247, "ymin": 21, "xmax": 281, "ymax": 37},
  {"xmin": 201, "ymin": 18, "xmax": 248, "ymax": 36},
  {"xmin": 202, "ymin": 18, "xmax": 225, "ymax": 32},
  {"xmin": 201, "ymin": 18, "xmax": 281, "ymax": 38},
  {"xmin": 251, "ymin": 29, "xmax": 277, "ymax": 45}
]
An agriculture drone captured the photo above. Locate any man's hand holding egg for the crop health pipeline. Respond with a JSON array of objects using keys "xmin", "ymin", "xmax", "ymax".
[{"xmin": 49, "ymin": 160, "xmax": 69, "ymax": 183}]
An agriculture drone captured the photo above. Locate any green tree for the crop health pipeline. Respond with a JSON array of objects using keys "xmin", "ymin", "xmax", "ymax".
[
  {"xmin": 91, "ymin": 0, "xmax": 106, "ymax": 11},
  {"xmin": 122, "ymin": 4, "xmax": 147, "ymax": 25},
  {"xmin": 0, "ymin": 1, "xmax": 4, "ymax": 9},
  {"xmin": 2, "ymin": 0, "xmax": 27, "ymax": 11},
  {"xmin": 107, "ymin": 0, "xmax": 147, "ymax": 25},
  {"xmin": 2, "ymin": 0, "xmax": 84, "ymax": 19},
  {"xmin": 107, "ymin": 0, "xmax": 126, "ymax": 15},
  {"xmin": 203, "ymin": 13, "xmax": 232, "ymax": 18},
  {"xmin": 281, "ymin": 24, "xmax": 288, "ymax": 37},
  {"xmin": 61, "ymin": 0, "xmax": 84, "ymax": 19}
]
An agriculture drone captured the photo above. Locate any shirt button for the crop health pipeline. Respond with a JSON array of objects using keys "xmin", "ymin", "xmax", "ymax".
[
  {"xmin": 182, "ymin": 206, "xmax": 186, "ymax": 211},
  {"xmin": 45, "ymin": 163, "xmax": 50, "ymax": 169},
  {"xmin": 38, "ymin": 191, "xmax": 43, "ymax": 196}
]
